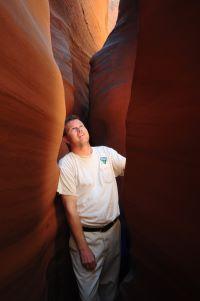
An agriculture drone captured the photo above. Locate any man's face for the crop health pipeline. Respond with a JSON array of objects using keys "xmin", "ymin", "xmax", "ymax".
[{"xmin": 65, "ymin": 119, "xmax": 89, "ymax": 147}]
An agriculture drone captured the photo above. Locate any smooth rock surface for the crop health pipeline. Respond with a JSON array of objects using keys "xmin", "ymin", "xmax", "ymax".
[
  {"xmin": 50, "ymin": 0, "xmax": 112, "ymax": 159},
  {"xmin": 124, "ymin": 1, "xmax": 200, "ymax": 300},
  {"xmin": 50, "ymin": 0, "xmax": 109, "ymax": 122},
  {"xmin": 89, "ymin": 0, "xmax": 137, "ymax": 155},
  {"xmin": 0, "ymin": 1, "xmax": 65, "ymax": 300}
]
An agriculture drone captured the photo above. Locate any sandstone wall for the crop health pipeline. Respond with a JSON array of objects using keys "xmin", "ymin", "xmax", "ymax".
[
  {"xmin": 0, "ymin": 1, "xmax": 65, "ymax": 300},
  {"xmin": 89, "ymin": 0, "xmax": 200, "ymax": 299},
  {"xmin": 50, "ymin": 0, "xmax": 110, "ymax": 159},
  {"xmin": 124, "ymin": 1, "xmax": 200, "ymax": 300},
  {"xmin": 50, "ymin": 0, "xmax": 109, "ymax": 122},
  {"xmin": 89, "ymin": 0, "xmax": 137, "ymax": 155}
]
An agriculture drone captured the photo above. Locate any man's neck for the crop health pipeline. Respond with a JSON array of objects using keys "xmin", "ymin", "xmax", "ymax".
[{"xmin": 71, "ymin": 143, "xmax": 92, "ymax": 157}]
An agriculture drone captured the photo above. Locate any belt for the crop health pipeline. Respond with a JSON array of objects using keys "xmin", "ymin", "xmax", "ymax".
[{"xmin": 82, "ymin": 217, "xmax": 119, "ymax": 232}]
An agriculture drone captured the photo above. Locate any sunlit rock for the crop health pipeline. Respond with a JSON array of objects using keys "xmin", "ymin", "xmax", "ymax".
[
  {"xmin": 0, "ymin": 1, "xmax": 65, "ymax": 300},
  {"xmin": 89, "ymin": 0, "xmax": 137, "ymax": 155},
  {"xmin": 49, "ymin": 0, "xmax": 109, "ymax": 122}
]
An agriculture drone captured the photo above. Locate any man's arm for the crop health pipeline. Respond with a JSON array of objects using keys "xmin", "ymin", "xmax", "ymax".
[
  {"xmin": 61, "ymin": 194, "xmax": 96, "ymax": 271},
  {"xmin": 109, "ymin": 148, "xmax": 126, "ymax": 177}
]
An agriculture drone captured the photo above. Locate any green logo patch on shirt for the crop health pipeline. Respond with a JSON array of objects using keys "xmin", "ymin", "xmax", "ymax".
[{"xmin": 100, "ymin": 157, "xmax": 107, "ymax": 164}]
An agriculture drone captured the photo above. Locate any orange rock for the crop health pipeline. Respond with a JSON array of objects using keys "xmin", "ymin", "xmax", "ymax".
[
  {"xmin": 50, "ymin": 0, "xmax": 109, "ymax": 122},
  {"xmin": 0, "ymin": 1, "xmax": 65, "ymax": 300}
]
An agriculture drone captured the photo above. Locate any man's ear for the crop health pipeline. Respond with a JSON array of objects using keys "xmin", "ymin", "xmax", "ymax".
[{"xmin": 63, "ymin": 135, "xmax": 69, "ymax": 144}]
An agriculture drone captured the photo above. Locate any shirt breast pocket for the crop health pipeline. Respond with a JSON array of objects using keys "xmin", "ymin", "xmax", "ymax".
[
  {"xmin": 77, "ymin": 170, "xmax": 94, "ymax": 192},
  {"xmin": 100, "ymin": 162, "xmax": 113, "ymax": 183}
]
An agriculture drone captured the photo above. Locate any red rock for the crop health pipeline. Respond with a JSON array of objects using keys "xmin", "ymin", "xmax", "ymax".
[
  {"xmin": 0, "ymin": 1, "xmax": 65, "ymax": 300},
  {"xmin": 89, "ymin": 0, "xmax": 137, "ymax": 155},
  {"xmin": 124, "ymin": 1, "xmax": 200, "ymax": 299}
]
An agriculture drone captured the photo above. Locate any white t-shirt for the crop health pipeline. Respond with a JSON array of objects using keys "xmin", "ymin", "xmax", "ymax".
[{"xmin": 57, "ymin": 146, "xmax": 126, "ymax": 226}]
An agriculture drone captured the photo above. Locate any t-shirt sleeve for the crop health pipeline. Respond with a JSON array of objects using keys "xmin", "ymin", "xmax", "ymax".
[
  {"xmin": 57, "ymin": 158, "xmax": 77, "ymax": 196},
  {"xmin": 108, "ymin": 147, "xmax": 126, "ymax": 177}
]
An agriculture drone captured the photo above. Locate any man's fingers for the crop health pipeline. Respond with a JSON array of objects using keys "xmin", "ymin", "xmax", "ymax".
[
  {"xmin": 85, "ymin": 260, "xmax": 96, "ymax": 270},
  {"xmin": 80, "ymin": 248, "xmax": 97, "ymax": 270},
  {"xmin": 90, "ymin": 259, "xmax": 97, "ymax": 270},
  {"xmin": 83, "ymin": 257, "xmax": 96, "ymax": 270}
]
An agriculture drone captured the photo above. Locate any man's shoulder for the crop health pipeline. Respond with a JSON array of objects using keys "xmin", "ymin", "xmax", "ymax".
[
  {"xmin": 93, "ymin": 145, "xmax": 115, "ymax": 154},
  {"xmin": 58, "ymin": 152, "xmax": 75, "ymax": 168},
  {"xmin": 93, "ymin": 146, "xmax": 117, "ymax": 160}
]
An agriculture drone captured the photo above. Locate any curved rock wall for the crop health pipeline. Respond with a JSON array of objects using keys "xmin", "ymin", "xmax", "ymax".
[
  {"xmin": 50, "ymin": 0, "xmax": 109, "ymax": 122},
  {"xmin": 89, "ymin": 0, "xmax": 137, "ymax": 155},
  {"xmin": 0, "ymin": 1, "xmax": 65, "ymax": 300},
  {"xmin": 89, "ymin": 0, "xmax": 200, "ymax": 299},
  {"xmin": 124, "ymin": 1, "xmax": 200, "ymax": 300},
  {"xmin": 50, "ymin": 0, "xmax": 110, "ymax": 159}
]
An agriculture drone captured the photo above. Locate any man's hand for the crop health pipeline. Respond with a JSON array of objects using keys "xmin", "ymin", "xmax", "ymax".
[{"xmin": 79, "ymin": 245, "xmax": 97, "ymax": 270}]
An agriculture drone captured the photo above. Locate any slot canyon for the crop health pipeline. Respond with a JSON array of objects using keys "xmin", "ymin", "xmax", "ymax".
[{"xmin": 0, "ymin": 0, "xmax": 199, "ymax": 300}]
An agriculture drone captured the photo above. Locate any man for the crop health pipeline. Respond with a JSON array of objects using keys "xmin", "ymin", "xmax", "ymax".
[{"xmin": 57, "ymin": 115, "xmax": 126, "ymax": 301}]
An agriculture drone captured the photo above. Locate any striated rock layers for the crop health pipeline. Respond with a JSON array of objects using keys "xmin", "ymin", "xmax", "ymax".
[
  {"xmin": 49, "ymin": 0, "xmax": 109, "ymax": 122},
  {"xmin": 0, "ymin": 1, "xmax": 65, "ymax": 300},
  {"xmin": 89, "ymin": 0, "xmax": 138, "ymax": 155},
  {"xmin": 49, "ymin": 0, "xmax": 110, "ymax": 159},
  {"xmin": 124, "ymin": 1, "xmax": 200, "ymax": 300}
]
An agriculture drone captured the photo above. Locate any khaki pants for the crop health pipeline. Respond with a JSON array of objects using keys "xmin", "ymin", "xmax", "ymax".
[{"xmin": 69, "ymin": 220, "xmax": 121, "ymax": 301}]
